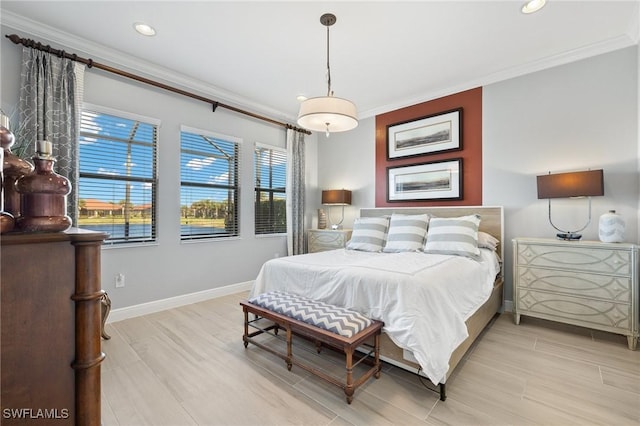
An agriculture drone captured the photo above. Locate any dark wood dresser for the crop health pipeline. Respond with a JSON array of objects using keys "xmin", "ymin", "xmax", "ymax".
[{"xmin": 1, "ymin": 228, "xmax": 107, "ymax": 425}]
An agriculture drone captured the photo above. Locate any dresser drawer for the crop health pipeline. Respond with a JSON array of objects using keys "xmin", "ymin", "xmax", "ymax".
[
  {"xmin": 517, "ymin": 266, "xmax": 631, "ymax": 302},
  {"xmin": 517, "ymin": 243, "xmax": 631, "ymax": 275},
  {"xmin": 307, "ymin": 229, "xmax": 352, "ymax": 253},
  {"xmin": 309, "ymin": 232, "xmax": 347, "ymax": 246},
  {"xmin": 518, "ymin": 289, "xmax": 631, "ymax": 332}
]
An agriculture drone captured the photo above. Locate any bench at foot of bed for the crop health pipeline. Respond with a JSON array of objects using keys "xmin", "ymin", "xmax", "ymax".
[{"xmin": 240, "ymin": 291, "xmax": 383, "ymax": 404}]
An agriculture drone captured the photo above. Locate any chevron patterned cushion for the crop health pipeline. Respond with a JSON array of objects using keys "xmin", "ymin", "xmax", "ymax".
[{"xmin": 248, "ymin": 291, "xmax": 372, "ymax": 338}]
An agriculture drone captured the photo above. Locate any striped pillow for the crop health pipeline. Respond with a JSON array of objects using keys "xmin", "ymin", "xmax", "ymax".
[
  {"xmin": 383, "ymin": 214, "xmax": 430, "ymax": 252},
  {"xmin": 424, "ymin": 214, "xmax": 481, "ymax": 260},
  {"xmin": 346, "ymin": 217, "xmax": 389, "ymax": 252}
]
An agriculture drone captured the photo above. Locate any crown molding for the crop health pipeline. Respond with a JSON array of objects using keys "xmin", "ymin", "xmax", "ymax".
[
  {"xmin": 1, "ymin": 11, "xmax": 294, "ymax": 123},
  {"xmin": 361, "ymin": 33, "xmax": 637, "ymax": 119},
  {"xmin": 3, "ymin": 10, "xmax": 636, "ymax": 123}
]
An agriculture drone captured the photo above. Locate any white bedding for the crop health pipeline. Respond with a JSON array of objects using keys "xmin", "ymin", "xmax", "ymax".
[{"xmin": 250, "ymin": 248, "xmax": 500, "ymax": 384}]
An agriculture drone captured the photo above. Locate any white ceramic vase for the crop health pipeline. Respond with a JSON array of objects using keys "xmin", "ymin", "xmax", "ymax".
[
  {"xmin": 318, "ymin": 209, "xmax": 327, "ymax": 229},
  {"xmin": 598, "ymin": 210, "xmax": 625, "ymax": 243}
]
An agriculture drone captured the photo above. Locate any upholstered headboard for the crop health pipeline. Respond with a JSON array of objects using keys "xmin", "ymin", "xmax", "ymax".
[{"xmin": 359, "ymin": 206, "xmax": 504, "ymax": 266}]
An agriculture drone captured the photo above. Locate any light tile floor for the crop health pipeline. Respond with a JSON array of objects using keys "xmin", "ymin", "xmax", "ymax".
[{"xmin": 102, "ymin": 292, "xmax": 640, "ymax": 425}]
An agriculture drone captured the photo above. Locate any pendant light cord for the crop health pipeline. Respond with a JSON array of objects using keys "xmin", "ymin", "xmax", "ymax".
[{"xmin": 326, "ymin": 23, "xmax": 332, "ymax": 97}]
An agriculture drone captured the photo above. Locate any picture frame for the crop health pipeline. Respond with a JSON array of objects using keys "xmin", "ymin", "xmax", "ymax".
[
  {"xmin": 387, "ymin": 108, "xmax": 462, "ymax": 159},
  {"xmin": 387, "ymin": 158, "xmax": 462, "ymax": 201}
]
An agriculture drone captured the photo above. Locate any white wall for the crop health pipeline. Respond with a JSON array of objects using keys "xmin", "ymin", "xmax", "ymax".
[
  {"xmin": 320, "ymin": 47, "xmax": 639, "ymax": 304},
  {"xmin": 316, "ymin": 117, "xmax": 376, "ymax": 228},
  {"xmin": 0, "ymin": 24, "xmax": 319, "ymax": 309}
]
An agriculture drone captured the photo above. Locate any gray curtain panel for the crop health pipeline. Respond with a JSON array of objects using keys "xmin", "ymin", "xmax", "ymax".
[
  {"xmin": 286, "ymin": 129, "xmax": 306, "ymax": 256},
  {"xmin": 18, "ymin": 47, "xmax": 85, "ymax": 223}
]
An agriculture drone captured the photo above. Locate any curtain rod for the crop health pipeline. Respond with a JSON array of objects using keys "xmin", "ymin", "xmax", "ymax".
[{"xmin": 5, "ymin": 34, "xmax": 311, "ymax": 135}]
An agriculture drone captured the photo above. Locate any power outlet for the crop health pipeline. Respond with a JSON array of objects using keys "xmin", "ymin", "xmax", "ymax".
[{"xmin": 115, "ymin": 273, "xmax": 125, "ymax": 288}]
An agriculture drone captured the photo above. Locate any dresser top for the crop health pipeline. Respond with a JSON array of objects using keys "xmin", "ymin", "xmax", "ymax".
[{"xmin": 513, "ymin": 237, "xmax": 638, "ymax": 250}]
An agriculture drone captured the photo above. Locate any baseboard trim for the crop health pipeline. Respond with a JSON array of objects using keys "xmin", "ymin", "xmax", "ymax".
[
  {"xmin": 107, "ymin": 281, "xmax": 253, "ymax": 323},
  {"xmin": 504, "ymin": 300, "xmax": 513, "ymax": 313}
]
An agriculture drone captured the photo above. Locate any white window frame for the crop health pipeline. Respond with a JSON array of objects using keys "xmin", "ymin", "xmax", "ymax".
[
  {"xmin": 179, "ymin": 125, "xmax": 242, "ymax": 241},
  {"xmin": 78, "ymin": 103, "xmax": 160, "ymax": 247}
]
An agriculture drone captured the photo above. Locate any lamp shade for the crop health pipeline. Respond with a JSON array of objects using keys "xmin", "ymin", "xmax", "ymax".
[
  {"xmin": 297, "ymin": 96, "xmax": 358, "ymax": 133},
  {"xmin": 537, "ymin": 169, "xmax": 604, "ymax": 199},
  {"xmin": 322, "ymin": 189, "xmax": 352, "ymax": 205}
]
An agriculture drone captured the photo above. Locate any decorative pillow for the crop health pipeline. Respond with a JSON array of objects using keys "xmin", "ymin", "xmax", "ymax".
[
  {"xmin": 424, "ymin": 214, "xmax": 481, "ymax": 260},
  {"xmin": 382, "ymin": 214, "xmax": 430, "ymax": 253},
  {"xmin": 346, "ymin": 217, "xmax": 389, "ymax": 252},
  {"xmin": 478, "ymin": 231, "xmax": 500, "ymax": 251}
]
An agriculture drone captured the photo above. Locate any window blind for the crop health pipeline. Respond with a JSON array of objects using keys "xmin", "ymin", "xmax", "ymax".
[
  {"xmin": 78, "ymin": 108, "xmax": 158, "ymax": 245},
  {"xmin": 180, "ymin": 127, "xmax": 240, "ymax": 240},
  {"xmin": 254, "ymin": 144, "xmax": 287, "ymax": 235}
]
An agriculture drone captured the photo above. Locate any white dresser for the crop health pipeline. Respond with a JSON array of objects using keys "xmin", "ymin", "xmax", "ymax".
[
  {"xmin": 307, "ymin": 229, "xmax": 352, "ymax": 253},
  {"xmin": 512, "ymin": 238, "xmax": 639, "ymax": 350}
]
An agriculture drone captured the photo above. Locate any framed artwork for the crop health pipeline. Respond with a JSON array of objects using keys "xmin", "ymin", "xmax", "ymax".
[
  {"xmin": 387, "ymin": 108, "xmax": 462, "ymax": 159},
  {"xmin": 387, "ymin": 158, "xmax": 462, "ymax": 201}
]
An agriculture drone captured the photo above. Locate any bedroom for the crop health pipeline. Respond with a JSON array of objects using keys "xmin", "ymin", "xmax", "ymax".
[{"xmin": 1, "ymin": 1, "xmax": 639, "ymax": 425}]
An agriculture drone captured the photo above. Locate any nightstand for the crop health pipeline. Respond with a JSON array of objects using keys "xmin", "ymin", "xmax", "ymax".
[
  {"xmin": 307, "ymin": 229, "xmax": 352, "ymax": 253},
  {"xmin": 513, "ymin": 238, "xmax": 639, "ymax": 350}
]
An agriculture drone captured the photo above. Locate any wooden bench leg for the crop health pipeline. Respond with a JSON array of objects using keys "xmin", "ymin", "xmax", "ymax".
[
  {"xmin": 345, "ymin": 348, "xmax": 354, "ymax": 404},
  {"xmin": 374, "ymin": 333, "xmax": 381, "ymax": 379},
  {"xmin": 286, "ymin": 326, "xmax": 293, "ymax": 371},
  {"xmin": 243, "ymin": 308, "xmax": 249, "ymax": 348}
]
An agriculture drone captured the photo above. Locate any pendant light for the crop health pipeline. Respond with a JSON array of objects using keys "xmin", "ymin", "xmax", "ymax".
[{"xmin": 297, "ymin": 13, "xmax": 358, "ymax": 137}]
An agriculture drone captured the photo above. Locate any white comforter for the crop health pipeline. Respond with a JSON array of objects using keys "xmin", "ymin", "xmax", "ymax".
[{"xmin": 250, "ymin": 248, "xmax": 500, "ymax": 384}]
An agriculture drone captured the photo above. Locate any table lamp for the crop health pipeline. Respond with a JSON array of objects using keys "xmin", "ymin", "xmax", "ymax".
[
  {"xmin": 321, "ymin": 189, "xmax": 351, "ymax": 230},
  {"xmin": 537, "ymin": 169, "xmax": 604, "ymax": 240}
]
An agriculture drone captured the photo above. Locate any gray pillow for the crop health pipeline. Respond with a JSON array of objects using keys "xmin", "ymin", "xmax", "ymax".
[
  {"xmin": 424, "ymin": 214, "xmax": 481, "ymax": 260},
  {"xmin": 346, "ymin": 217, "xmax": 389, "ymax": 252},
  {"xmin": 383, "ymin": 213, "xmax": 429, "ymax": 252}
]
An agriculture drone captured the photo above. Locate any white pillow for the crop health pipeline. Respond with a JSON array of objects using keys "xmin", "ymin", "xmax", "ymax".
[
  {"xmin": 478, "ymin": 231, "xmax": 499, "ymax": 251},
  {"xmin": 383, "ymin": 214, "xmax": 429, "ymax": 253},
  {"xmin": 346, "ymin": 217, "xmax": 389, "ymax": 252},
  {"xmin": 424, "ymin": 214, "xmax": 481, "ymax": 260}
]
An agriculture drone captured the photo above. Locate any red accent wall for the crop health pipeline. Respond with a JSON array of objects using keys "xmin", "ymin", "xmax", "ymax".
[{"xmin": 375, "ymin": 87, "xmax": 483, "ymax": 207}]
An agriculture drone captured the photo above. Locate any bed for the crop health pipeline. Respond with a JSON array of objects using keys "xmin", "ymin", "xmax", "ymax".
[{"xmin": 250, "ymin": 206, "xmax": 504, "ymax": 392}]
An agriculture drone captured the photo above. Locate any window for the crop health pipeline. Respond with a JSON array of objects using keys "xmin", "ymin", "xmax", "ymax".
[
  {"xmin": 254, "ymin": 144, "xmax": 287, "ymax": 235},
  {"xmin": 78, "ymin": 107, "xmax": 158, "ymax": 245},
  {"xmin": 180, "ymin": 127, "xmax": 240, "ymax": 240}
]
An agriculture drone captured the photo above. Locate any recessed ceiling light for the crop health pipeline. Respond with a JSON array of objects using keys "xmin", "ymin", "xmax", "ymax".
[
  {"xmin": 134, "ymin": 22, "xmax": 156, "ymax": 36},
  {"xmin": 296, "ymin": 95, "xmax": 307, "ymax": 102},
  {"xmin": 522, "ymin": 0, "xmax": 546, "ymax": 14}
]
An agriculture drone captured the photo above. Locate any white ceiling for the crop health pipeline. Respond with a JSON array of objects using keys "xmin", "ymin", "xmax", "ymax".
[{"xmin": 1, "ymin": 1, "xmax": 639, "ymax": 125}]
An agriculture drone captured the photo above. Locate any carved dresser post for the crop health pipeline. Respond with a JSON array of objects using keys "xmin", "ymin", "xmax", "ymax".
[{"xmin": 70, "ymin": 232, "xmax": 107, "ymax": 426}]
